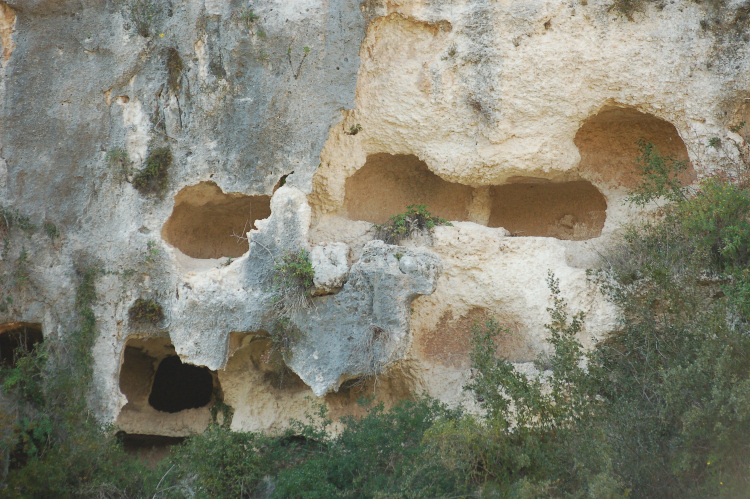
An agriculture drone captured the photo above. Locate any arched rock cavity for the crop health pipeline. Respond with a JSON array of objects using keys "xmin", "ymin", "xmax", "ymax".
[
  {"xmin": 119, "ymin": 337, "xmax": 221, "ymax": 414},
  {"xmin": 487, "ymin": 179, "xmax": 607, "ymax": 240},
  {"xmin": 0, "ymin": 322, "xmax": 42, "ymax": 367},
  {"xmin": 161, "ymin": 181, "xmax": 271, "ymax": 259},
  {"xmin": 574, "ymin": 106, "xmax": 694, "ymax": 188},
  {"xmin": 344, "ymin": 153, "xmax": 473, "ymax": 224}
]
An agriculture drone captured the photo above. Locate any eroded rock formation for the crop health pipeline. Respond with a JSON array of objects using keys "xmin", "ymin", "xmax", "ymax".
[{"xmin": 1, "ymin": 0, "xmax": 749, "ymax": 437}]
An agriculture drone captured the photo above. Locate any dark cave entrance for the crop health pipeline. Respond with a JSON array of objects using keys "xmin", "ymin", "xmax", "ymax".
[
  {"xmin": 0, "ymin": 322, "xmax": 43, "ymax": 367},
  {"xmin": 147, "ymin": 355, "xmax": 214, "ymax": 413}
]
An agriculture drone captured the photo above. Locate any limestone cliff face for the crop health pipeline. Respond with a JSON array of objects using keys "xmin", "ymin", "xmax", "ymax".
[{"xmin": 1, "ymin": 0, "xmax": 749, "ymax": 435}]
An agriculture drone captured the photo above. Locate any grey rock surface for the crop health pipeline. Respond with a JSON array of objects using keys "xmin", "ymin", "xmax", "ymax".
[{"xmin": 286, "ymin": 240, "xmax": 442, "ymax": 396}]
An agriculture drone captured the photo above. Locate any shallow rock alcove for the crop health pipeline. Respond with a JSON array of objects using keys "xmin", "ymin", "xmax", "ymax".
[
  {"xmin": 575, "ymin": 106, "xmax": 694, "ymax": 188},
  {"xmin": 0, "ymin": 322, "xmax": 43, "ymax": 367},
  {"xmin": 487, "ymin": 179, "xmax": 607, "ymax": 240},
  {"xmin": 161, "ymin": 181, "xmax": 271, "ymax": 259},
  {"xmin": 344, "ymin": 153, "xmax": 473, "ymax": 223}
]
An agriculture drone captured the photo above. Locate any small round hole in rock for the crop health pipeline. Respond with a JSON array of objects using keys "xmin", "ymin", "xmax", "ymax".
[{"xmin": 148, "ymin": 355, "xmax": 214, "ymax": 413}]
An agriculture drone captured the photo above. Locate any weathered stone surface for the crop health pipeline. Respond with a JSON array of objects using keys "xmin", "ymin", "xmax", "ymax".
[
  {"xmin": 287, "ymin": 240, "xmax": 441, "ymax": 396},
  {"xmin": 311, "ymin": 242, "xmax": 349, "ymax": 295},
  {"xmin": 1, "ymin": 0, "xmax": 750, "ymax": 435}
]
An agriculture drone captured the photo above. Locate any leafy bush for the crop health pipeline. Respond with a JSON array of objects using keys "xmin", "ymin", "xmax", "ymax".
[
  {"xmin": 374, "ymin": 204, "xmax": 452, "ymax": 245},
  {"xmin": 127, "ymin": 297, "xmax": 164, "ymax": 325},
  {"xmin": 132, "ymin": 147, "xmax": 172, "ymax": 196}
]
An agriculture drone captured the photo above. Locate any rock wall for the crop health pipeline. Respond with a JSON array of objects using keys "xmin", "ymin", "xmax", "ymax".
[{"xmin": 1, "ymin": 0, "xmax": 750, "ymax": 437}]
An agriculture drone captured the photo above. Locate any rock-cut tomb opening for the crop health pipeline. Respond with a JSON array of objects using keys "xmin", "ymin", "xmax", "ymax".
[
  {"xmin": 0, "ymin": 322, "xmax": 43, "ymax": 367},
  {"xmin": 119, "ymin": 338, "xmax": 220, "ymax": 414},
  {"xmin": 487, "ymin": 179, "xmax": 607, "ymax": 240},
  {"xmin": 344, "ymin": 153, "xmax": 473, "ymax": 224},
  {"xmin": 161, "ymin": 181, "xmax": 271, "ymax": 259},
  {"xmin": 574, "ymin": 106, "xmax": 694, "ymax": 188}
]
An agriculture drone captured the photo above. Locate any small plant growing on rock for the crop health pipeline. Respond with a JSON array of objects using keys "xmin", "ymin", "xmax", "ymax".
[
  {"xmin": 273, "ymin": 249, "xmax": 315, "ymax": 314},
  {"xmin": 128, "ymin": 298, "xmax": 164, "ymax": 325},
  {"xmin": 709, "ymin": 137, "xmax": 721, "ymax": 148},
  {"xmin": 43, "ymin": 220, "xmax": 59, "ymax": 240},
  {"xmin": 166, "ymin": 48, "xmax": 183, "ymax": 93},
  {"xmin": 133, "ymin": 147, "xmax": 172, "ymax": 196},
  {"xmin": 268, "ymin": 318, "xmax": 304, "ymax": 361},
  {"xmin": 127, "ymin": 0, "xmax": 160, "ymax": 38},
  {"xmin": 374, "ymin": 204, "xmax": 452, "ymax": 245},
  {"xmin": 231, "ymin": 7, "xmax": 259, "ymax": 29},
  {"xmin": 345, "ymin": 123, "xmax": 363, "ymax": 136}
]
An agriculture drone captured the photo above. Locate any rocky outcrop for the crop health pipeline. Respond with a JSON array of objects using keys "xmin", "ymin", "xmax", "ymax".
[{"xmin": 1, "ymin": 0, "xmax": 750, "ymax": 436}]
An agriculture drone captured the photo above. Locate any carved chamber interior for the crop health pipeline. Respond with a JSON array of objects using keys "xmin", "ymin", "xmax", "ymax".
[
  {"xmin": 487, "ymin": 179, "xmax": 607, "ymax": 239},
  {"xmin": 119, "ymin": 337, "xmax": 220, "ymax": 414},
  {"xmin": 343, "ymin": 153, "xmax": 473, "ymax": 224},
  {"xmin": 161, "ymin": 181, "xmax": 271, "ymax": 259},
  {"xmin": 574, "ymin": 106, "xmax": 694, "ymax": 188}
]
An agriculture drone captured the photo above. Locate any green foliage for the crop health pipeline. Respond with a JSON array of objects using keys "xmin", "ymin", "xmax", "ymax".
[
  {"xmin": 166, "ymin": 48, "xmax": 183, "ymax": 93},
  {"xmin": 273, "ymin": 249, "xmax": 315, "ymax": 297},
  {"xmin": 127, "ymin": 297, "xmax": 164, "ymax": 325},
  {"xmin": 628, "ymin": 139, "xmax": 689, "ymax": 206},
  {"xmin": 133, "ymin": 147, "xmax": 172, "ymax": 196},
  {"xmin": 709, "ymin": 136, "xmax": 721, "ymax": 148},
  {"xmin": 374, "ymin": 204, "xmax": 453, "ymax": 245},
  {"xmin": 730, "ymin": 121, "xmax": 746, "ymax": 134},
  {"xmin": 0, "ymin": 206, "xmax": 36, "ymax": 237},
  {"xmin": 273, "ymin": 398, "xmax": 463, "ymax": 498},
  {"xmin": 145, "ymin": 239, "xmax": 160, "ymax": 263},
  {"xmin": 589, "ymin": 168, "xmax": 750, "ymax": 495}
]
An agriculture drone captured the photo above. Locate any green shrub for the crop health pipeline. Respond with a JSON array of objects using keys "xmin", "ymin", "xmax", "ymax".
[
  {"xmin": 132, "ymin": 147, "xmax": 171, "ymax": 196},
  {"xmin": 127, "ymin": 298, "xmax": 164, "ymax": 325},
  {"xmin": 42, "ymin": 220, "xmax": 59, "ymax": 240},
  {"xmin": 628, "ymin": 139, "xmax": 689, "ymax": 206},
  {"xmin": 374, "ymin": 204, "xmax": 452, "ymax": 245}
]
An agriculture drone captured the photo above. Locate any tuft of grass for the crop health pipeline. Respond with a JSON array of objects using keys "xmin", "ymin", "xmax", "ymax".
[
  {"xmin": 132, "ymin": 147, "xmax": 172, "ymax": 196},
  {"xmin": 709, "ymin": 136, "xmax": 721, "ymax": 148},
  {"xmin": 43, "ymin": 220, "xmax": 59, "ymax": 240},
  {"xmin": 272, "ymin": 249, "xmax": 315, "ymax": 315}
]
